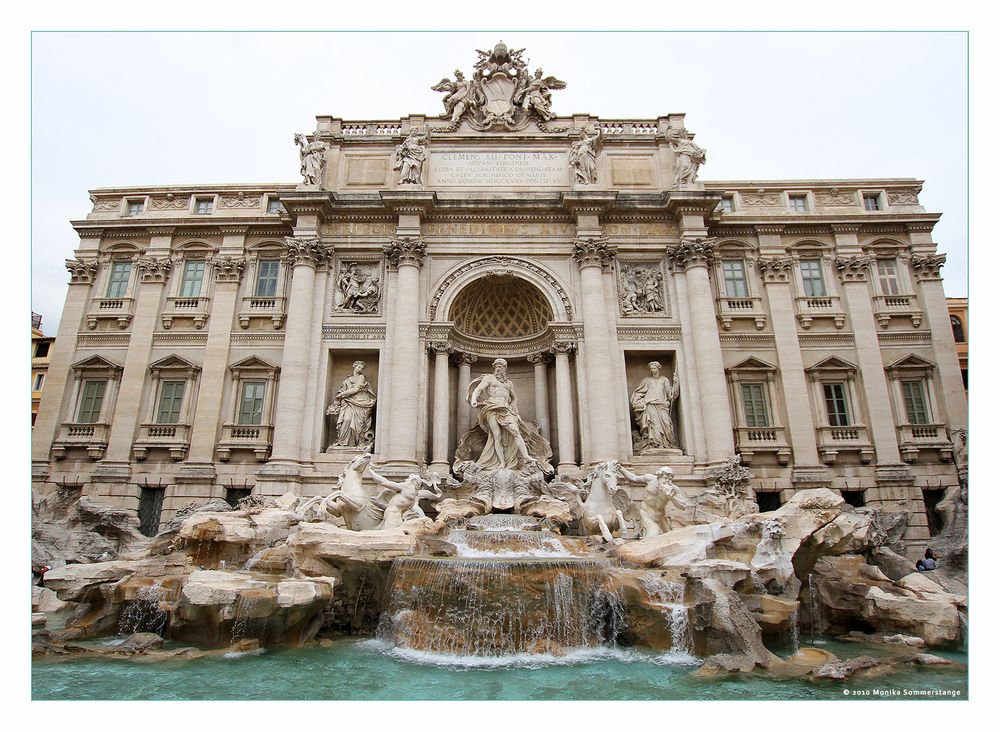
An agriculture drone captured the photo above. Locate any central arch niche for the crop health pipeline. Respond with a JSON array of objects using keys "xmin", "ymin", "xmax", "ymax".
[{"xmin": 449, "ymin": 275, "xmax": 554, "ymax": 340}]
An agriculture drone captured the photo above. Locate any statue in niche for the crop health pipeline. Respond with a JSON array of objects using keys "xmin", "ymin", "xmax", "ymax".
[
  {"xmin": 616, "ymin": 465, "xmax": 692, "ymax": 537},
  {"xmin": 619, "ymin": 264, "xmax": 665, "ymax": 315},
  {"xmin": 431, "ymin": 69, "xmax": 481, "ymax": 124},
  {"xmin": 335, "ymin": 262, "xmax": 381, "ymax": 313},
  {"xmin": 569, "ymin": 125, "xmax": 601, "ymax": 185},
  {"xmin": 294, "ymin": 133, "xmax": 329, "ymax": 186},
  {"xmin": 392, "ymin": 128, "xmax": 428, "ymax": 185},
  {"xmin": 326, "ymin": 361, "xmax": 377, "ymax": 451},
  {"xmin": 631, "ymin": 362, "xmax": 681, "ymax": 452},
  {"xmin": 367, "ymin": 467, "xmax": 444, "ymax": 530},
  {"xmin": 667, "ymin": 128, "xmax": 706, "ymax": 188},
  {"xmin": 466, "ymin": 358, "xmax": 543, "ymax": 472},
  {"xmin": 516, "ymin": 68, "xmax": 565, "ymax": 122}
]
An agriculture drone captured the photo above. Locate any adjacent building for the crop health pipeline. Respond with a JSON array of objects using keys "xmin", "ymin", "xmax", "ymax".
[
  {"xmin": 31, "ymin": 44, "xmax": 967, "ymax": 552},
  {"xmin": 947, "ymin": 297, "xmax": 968, "ymax": 393},
  {"xmin": 32, "ymin": 313, "xmax": 54, "ymax": 427}
]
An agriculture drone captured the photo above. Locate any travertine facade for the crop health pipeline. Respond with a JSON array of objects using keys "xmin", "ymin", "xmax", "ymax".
[{"xmin": 31, "ymin": 44, "xmax": 966, "ymax": 553}]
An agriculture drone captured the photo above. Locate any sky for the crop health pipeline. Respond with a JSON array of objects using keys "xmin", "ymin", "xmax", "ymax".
[{"xmin": 30, "ymin": 31, "xmax": 968, "ymax": 334}]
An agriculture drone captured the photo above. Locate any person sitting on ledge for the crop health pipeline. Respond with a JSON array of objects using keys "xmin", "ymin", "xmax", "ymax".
[{"xmin": 916, "ymin": 548, "xmax": 938, "ymax": 572}]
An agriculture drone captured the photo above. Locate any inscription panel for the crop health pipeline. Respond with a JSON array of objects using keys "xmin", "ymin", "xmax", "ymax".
[{"xmin": 429, "ymin": 151, "xmax": 568, "ymax": 187}]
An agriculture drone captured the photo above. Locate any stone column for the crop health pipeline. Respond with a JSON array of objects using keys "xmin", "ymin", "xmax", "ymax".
[
  {"xmin": 669, "ymin": 267, "xmax": 707, "ymax": 462},
  {"xmin": 104, "ymin": 244, "xmax": 174, "ymax": 462},
  {"xmin": 268, "ymin": 237, "xmax": 333, "ymax": 467},
  {"xmin": 835, "ymin": 249, "xmax": 902, "ymax": 465},
  {"xmin": 32, "ymin": 254, "xmax": 100, "ymax": 466},
  {"xmin": 428, "ymin": 340, "xmax": 452, "ymax": 473},
  {"xmin": 572, "ymin": 238, "xmax": 621, "ymax": 463},
  {"xmin": 527, "ymin": 352, "xmax": 551, "ymax": 442},
  {"xmin": 382, "ymin": 236, "xmax": 426, "ymax": 465},
  {"xmin": 669, "ymin": 238, "xmax": 735, "ymax": 461},
  {"xmin": 911, "ymin": 251, "xmax": 968, "ymax": 429},
  {"xmin": 454, "ymin": 352, "xmax": 477, "ymax": 437},
  {"xmin": 551, "ymin": 341, "xmax": 577, "ymax": 473},
  {"xmin": 758, "ymin": 253, "xmax": 822, "ymax": 467},
  {"xmin": 184, "ymin": 249, "xmax": 246, "ymax": 466}
]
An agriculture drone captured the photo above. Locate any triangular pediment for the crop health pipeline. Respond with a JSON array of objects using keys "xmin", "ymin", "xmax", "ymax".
[
  {"xmin": 806, "ymin": 355, "xmax": 858, "ymax": 372},
  {"xmin": 886, "ymin": 354, "xmax": 936, "ymax": 370},
  {"xmin": 71, "ymin": 354, "xmax": 122, "ymax": 372},
  {"xmin": 229, "ymin": 355, "xmax": 279, "ymax": 372},
  {"xmin": 728, "ymin": 356, "xmax": 777, "ymax": 372},
  {"xmin": 148, "ymin": 354, "xmax": 200, "ymax": 371}
]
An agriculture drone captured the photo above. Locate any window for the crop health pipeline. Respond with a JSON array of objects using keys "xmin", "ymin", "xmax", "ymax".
[
  {"xmin": 106, "ymin": 262, "xmax": 132, "ymax": 298},
  {"xmin": 138, "ymin": 486, "xmax": 165, "ymax": 537},
  {"xmin": 876, "ymin": 259, "xmax": 900, "ymax": 295},
  {"xmin": 76, "ymin": 380, "xmax": 107, "ymax": 423},
  {"xmin": 722, "ymin": 260, "xmax": 749, "ymax": 298},
  {"xmin": 126, "ymin": 200, "xmax": 144, "ymax": 217},
  {"xmin": 156, "ymin": 381, "xmax": 186, "ymax": 424},
  {"xmin": 799, "ymin": 259, "xmax": 827, "ymax": 297},
  {"xmin": 961, "ymin": 369, "xmax": 968, "ymax": 390},
  {"xmin": 901, "ymin": 380, "xmax": 930, "ymax": 424},
  {"xmin": 863, "ymin": 194, "xmax": 881, "ymax": 211},
  {"xmin": 34, "ymin": 341, "xmax": 50, "ymax": 358},
  {"xmin": 922, "ymin": 489, "xmax": 945, "ymax": 536},
  {"xmin": 841, "ymin": 490, "xmax": 866, "ymax": 508},
  {"xmin": 225, "ymin": 488, "xmax": 252, "ymax": 507},
  {"xmin": 179, "ymin": 260, "xmax": 206, "ymax": 297},
  {"xmin": 789, "ymin": 195, "xmax": 808, "ymax": 213},
  {"xmin": 32, "ymin": 373, "xmax": 44, "ymax": 391},
  {"xmin": 823, "ymin": 382, "xmax": 851, "ymax": 426},
  {"xmin": 238, "ymin": 381, "xmax": 266, "ymax": 425},
  {"xmin": 740, "ymin": 383, "xmax": 770, "ymax": 427},
  {"xmin": 267, "ymin": 198, "xmax": 284, "ymax": 214},
  {"xmin": 951, "ymin": 315, "xmax": 965, "ymax": 343},
  {"xmin": 755, "ymin": 491, "xmax": 782, "ymax": 512},
  {"xmin": 255, "ymin": 260, "xmax": 280, "ymax": 297},
  {"xmin": 719, "ymin": 196, "xmax": 734, "ymax": 213},
  {"xmin": 194, "ymin": 198, "xmax": 214, "ymax": 215}
]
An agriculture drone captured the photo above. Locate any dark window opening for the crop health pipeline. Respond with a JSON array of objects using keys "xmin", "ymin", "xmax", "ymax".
[
  {"xmin": 34, "ymin": 341, "xmax": 50, "ymax": 358},
  {"xmin": 138, "ymin": 487, "xmax": 166, "ymax": 537},
  {"xmin": 755, "ymin": 491, "xmax": 782, "ymax": 512},
  {"xmin": 841, "ymin": 490, "xmax": 866, "ymax": 508},
  {"xmin": 922, "ymin": 489, "xmax": 946, "ymax": 536},
  {"xmin": 226, "ymin": 488, "xmax": 253, "ymax": 507},
  {"xmin": 961, "ymin": 369, "xmax": 968, "ymax": 390},
  {"xmin": 950, "ymin": 315, "xmax": 965, "ymax": 343}
]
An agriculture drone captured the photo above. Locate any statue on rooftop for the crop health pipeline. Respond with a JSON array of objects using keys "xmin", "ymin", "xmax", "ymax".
[
  {"xmin": 294, "ymin": 133, "xmax": 329, "ymax": 186},
  {"xmin": 392, "ymin": 128, "xmax": 428, "ymax": 185},
  {"xmin": 667, "ymin": 128, "xmax": 706, "ymax": 188},
  {"xmin": 569, "ymin": 125, "xmax": 601, "ymax": 185}
]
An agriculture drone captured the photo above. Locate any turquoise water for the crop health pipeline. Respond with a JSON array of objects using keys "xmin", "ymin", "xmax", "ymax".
[{"xmin": 32, "ymin": 638, "xmax": 967, "ymax": 701}]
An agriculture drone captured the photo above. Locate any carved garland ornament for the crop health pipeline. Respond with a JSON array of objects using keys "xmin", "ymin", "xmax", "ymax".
[{"xmin": 428, "ymin": 256, "xmax": 574, "ymax": 320}]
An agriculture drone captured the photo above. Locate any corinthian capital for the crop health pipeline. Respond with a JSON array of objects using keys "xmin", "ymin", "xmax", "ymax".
[
  {"xmin": 209, "ymin": 255, "xmax": 247, "ymax": 283},
  {"xmin": 666, "ymin": 237, "xmax": 715, "ymax": 270},
  {"xmin": 910, "ymin": 253, "xmax": 947, "ymax": 281},
  {"xmin": 65, "ymin": 258, "xmax": 99, "ymax": 284},
  {"xmin": 384, "ymin": 236, "xmax": 426, "ymax": 269},
  {"xmin": 572, "ymin": 237, "xmax": 616, "ymax": 271},
  {"xmin": 285, "ymin": 236, "xmax": 334, "ymax": 269},
  {"xmin": 136, "ymin": 256, "xmax": 172, "ymax": 283},
  {"xmin": 756, "ymin": 256, "xmax": 794, "ymax": 283},
  {"xmin": 835, "ymin": 255, "xmax": 873, "ymax": 283}
]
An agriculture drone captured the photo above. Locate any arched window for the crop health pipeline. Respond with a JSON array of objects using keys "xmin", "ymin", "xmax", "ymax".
[{"xmin": 950, "ymin": 315, "xmax": 965, "ymax": 343}]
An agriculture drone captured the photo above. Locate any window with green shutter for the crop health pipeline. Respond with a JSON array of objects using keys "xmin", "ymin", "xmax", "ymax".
[
  {"xmin": 902, "ymin": 380, "xmax": 930, "ymax": 424},
  {"xmin": 77, "ymin": 380, "xmax": 107, "ymax": 423},
  {"xmin": 800, "ymin": 259, "xmax": 826, "ymax": 297},
  {"xmin": 740, "ymin": 383, "xmax": 770, "ymax": 427},
  {"xmin": 179, "ymin": 261, "xmax": 205, "ymax": 297},
  {"xmin": 255, "ymin": 260, "xmax": 280, "ymax": 297},
  {"xmin": 106, "ymin": 262, "xmax": 132, "ymax": 298},
  {"xmin": 156, "ymin": 381, "xmax": 186, "ymax": 424},
  {"xmin": 238, "ymin": 381, "xmax": 266, "ymax": 425},
  {"xmin": 722, "ymin": 260, "xmax": 749, "ymax": 298},
  {"xmin": 823, "ymin": 382, "xmax": 851, "ymax": 427}
]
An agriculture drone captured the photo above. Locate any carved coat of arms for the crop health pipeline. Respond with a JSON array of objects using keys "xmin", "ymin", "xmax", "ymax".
[{"xmin": 432, "ymin": 41, "xmax": 566, "ymax": 131}]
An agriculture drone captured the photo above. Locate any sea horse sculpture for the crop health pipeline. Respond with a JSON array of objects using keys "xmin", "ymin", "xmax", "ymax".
[
  {"xmin": 561, "ymin": 459, "xmax": 634, "ymax": 543},
  {"xmin": 299, "ymin": 453, "xmax": 384, "ymax": 530}
]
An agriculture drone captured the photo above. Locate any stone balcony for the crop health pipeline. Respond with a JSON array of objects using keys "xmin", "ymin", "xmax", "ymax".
[
  {"xmin": 817, "ymin": 425, "xmax": 875, "ymax": 464},
  {"xmin": 86, "ymin": 297, "xmax": 134, "ymax": 330},
  {"xmin": 795, "ymin": 295, "xmax": 846, "ymax": 329},
  {"xmin": 51, "ymin": 422, "xmax": 110, "ymax": 460},
  {"xmin": 716, "ymin": 296, "xmax": 767, "ymax": 330},
  {"xmin": 216, "ymin": 423, "xmax": 273, "ymax": 462},
  {"xmin": 734, "ymin": 426, "xmax": 791, "ymax": 465},
  {"xmin": 896, "ymin": 422, "xmax": 953, "ymax": 463},
  {"xmin": 872, "ymin": 294, "xmax": 923, "ymax": 328},
  {"xmin": 132, "ymin": 422, "xmax": 191, "ymax": 461},
  {"xmin": 161, "ymin": 296, "xmax": 210, "ymax": 329},
  {"xmin": 238, "ymin": 295, "xmax": 287, "ymax": 329}
]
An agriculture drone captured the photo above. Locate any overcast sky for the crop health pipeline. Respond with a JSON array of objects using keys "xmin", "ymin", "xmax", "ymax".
[{"xmin": 30, "ymin": 31, "xmax": 968, "ymax": 334}]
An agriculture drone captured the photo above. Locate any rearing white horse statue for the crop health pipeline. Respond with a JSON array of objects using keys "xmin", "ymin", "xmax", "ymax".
[
  {"xmin": 563, "ymin": 459, "xmax": 634, "ymax": 543},
  {"xmin": 299, "ymin": 452, "xmax": 384, "ymax": 530}
]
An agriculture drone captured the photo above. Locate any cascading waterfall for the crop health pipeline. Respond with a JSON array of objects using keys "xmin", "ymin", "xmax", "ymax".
[
  {"xmin": 118, "ymin": 583, "xmax": 167, "ymax": 636},
  {"xmin": 465, "ymin": 514, "xmax": 540, "ymax": 532},
  {"xmin": 230, "ymin": 592, "xmax": 265, "ymax": 646},
  {"xmin": 639, "ymin": 575, "xmax": 693, "ymax": 655},
  {"xmin": 788, "ymin": 608, "xmax": 800, "ymax": 652},
  {"xmin": 446, "ymin": 529, "xmax": 575, "ymax": 557},
  {"xmin": 377, "ymin": 557, "xmax": 624, "ymax": 657},
  {"xmin": 807, "ymin": 574, "xmax": 825, "ymax": 644}
]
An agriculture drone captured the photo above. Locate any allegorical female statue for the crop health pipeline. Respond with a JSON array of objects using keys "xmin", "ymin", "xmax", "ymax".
[
  {"xmin": 392, "ymin": 128, "xmax": 427, "ymax": 185},
  {"xmin": 327, "ymin": 361, "xmax": 377, "ymax": 451},
  {"xmin": 294, "ymin": 133, "xmax": 329, "ymax": 186},
  {"xmin": 630, "ymin": 361, "xmax": 680, "ymax": 451},
  {"xmin": 569, "ymin": 125, "xmax": 601, "ymax": 185}
]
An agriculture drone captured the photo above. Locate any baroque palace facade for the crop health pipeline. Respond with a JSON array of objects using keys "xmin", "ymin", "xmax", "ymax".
[{"xmin": 32, "ymin": 44, "xmax": 966, "ymax": 550}]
